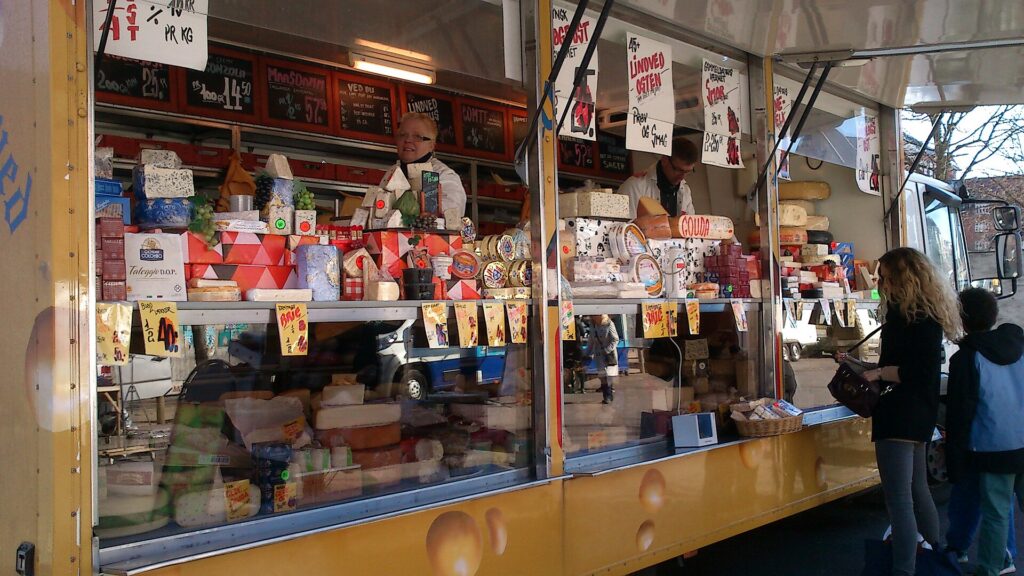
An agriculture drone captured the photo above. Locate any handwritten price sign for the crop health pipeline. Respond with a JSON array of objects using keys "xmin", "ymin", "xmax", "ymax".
[
  {"xmin": 139, "ymin": 301, "xmax": 183, "ymax": 357},
  {"xmin": 701, "ymin": 59, "xmax": 744, "ymax": 169},
  {"xmin": 625, "ymin": 33, "xmax": 673, "ymax": 155},
  {"xmin": 641, "ymin": 302, "xmax": 671, "ymax": 338},
  {"xmin": 97, "ymin": 302, "xmax": 133, "ymax": 365},
  {"xmin": 93, "ymin": 0, "xmax": 209, "ymax": 71},
  {"xmin": 276, "ymin": 303, "xmax": 308, "ymax": 356}
]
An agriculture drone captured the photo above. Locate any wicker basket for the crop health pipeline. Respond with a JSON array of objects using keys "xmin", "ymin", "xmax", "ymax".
[{"xmin": 735, "ymin": 414, "xmax": 804, "ymax": 437}]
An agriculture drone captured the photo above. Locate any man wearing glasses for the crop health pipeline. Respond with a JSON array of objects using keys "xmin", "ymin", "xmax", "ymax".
[
  {"xmin": 383, "ymin": 112, "xmax": 467, "ymax": 222},
  {"xmin": 617, "ymin": 138, "xmax": 699, "ymax": 218}
]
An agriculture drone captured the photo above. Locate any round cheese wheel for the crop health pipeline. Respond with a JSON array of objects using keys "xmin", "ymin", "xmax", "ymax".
[
  {"xmin": 779, "ymin": 227, "xmax": 808, "ymax": 245},
  {"xmin": 780, "ymin": 181, "xmax": 831, "ymax": 201},
  {"xmin": 630, "ymin": 254, "xmax": 664, "ymax": 297},
  {"xmin": 806, "ymin": 230, "xmax": 834, "ymax": 245},
  {"xmin": 782, "ymin": 200, "xmax": 817, "ymax": 215},
  {"xmin": 805, "ymin": 215, "xmax": 830, "ymax": 231},
  {"xmin": 635, "ymin": 215, "xmax": 672, "ymax": 240}
]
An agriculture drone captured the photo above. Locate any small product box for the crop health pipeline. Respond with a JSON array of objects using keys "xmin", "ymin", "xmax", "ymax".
[{"xmin": 124, "ymin": 233, "xmax": 187, "ymax": 301}]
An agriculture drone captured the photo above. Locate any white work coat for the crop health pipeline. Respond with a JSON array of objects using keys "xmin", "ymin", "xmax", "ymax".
[
  {"xmin": 380, "ymin": 156, "xmax": 467, "ymax": 221},
  {"xmin": 617, "ymin": 162, "xmax": 694, "ymax": 219}
]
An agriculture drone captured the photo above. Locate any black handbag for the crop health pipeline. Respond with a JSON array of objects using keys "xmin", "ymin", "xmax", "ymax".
[{"xmin": 827, "ymin": 325, "xmax": 888, "ymax": 418}]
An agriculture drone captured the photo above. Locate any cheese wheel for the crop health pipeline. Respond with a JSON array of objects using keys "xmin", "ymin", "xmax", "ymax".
[
  {"xmin": 352, "ymin": 445, "xmax": 403, "ymax": 469},
  {"xmin": 637, "ymin": 196, "xmax": 668, "ymax": 217},
  {"xmin": 634, "ymin": 214, "xmax": 672, "ymax": 240},
  {"xmin": 806, "ymin": 230, "xmax": 834, "ymax": 245},
  {"xmin": 779, "ymin": 227, "xmax": 808, "ymax": 245},
  {"xmin": 778, "ymin": 204, "xmax": 808, "ymax": 227},
  {"xmin": 630, "ymin": 254, "xmax": 664, "ymax": 297},
  {"xmin": 779, "ymin": 181, "xmax": 831, "ymax": 200},
  {"xmin": 805, "ymin": 215, "xmax": 830, "ymax": 231},
  {"xmin": 315, "ymin": 422, "xmax": 402, "ymax": 450},
  {"xmin": 782, "ymin": 200, "xmax": 816, "ymax": 215},
  {"xmin": 673, "ymin": 215, "xmax": 735, "ymax": 240}
]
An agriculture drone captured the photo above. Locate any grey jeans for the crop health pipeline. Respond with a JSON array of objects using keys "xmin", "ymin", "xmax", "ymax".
[{"xmin": 875, "ymin": 439, "xmax": 941, "ymax": 576}]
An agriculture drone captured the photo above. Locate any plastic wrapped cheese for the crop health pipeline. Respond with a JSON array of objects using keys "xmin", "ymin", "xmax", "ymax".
[
  {"xmin": 778, "ymin": 204, "xmax": 808, "ymax": 227},
  {"xmin": 96, "ymin": 490, "xmax": 171, "ymax": 539},
  {"xmin": 805, "ymin": 215, "xmax": 830, "ymax": 231},
  {"xmin": 779, "ymin": 181, "xmax": 831, "ymax": 200},
  {"xmin": 265, "ymin": 154, "xmax": 293, "ymax": 180},
  {"xmin": 133, "ymin": 166, "xmax": 196, "ymax": 199},
  {"xmin": 174, "ymin": 484, "xmax": 261, "ymax": 528}
]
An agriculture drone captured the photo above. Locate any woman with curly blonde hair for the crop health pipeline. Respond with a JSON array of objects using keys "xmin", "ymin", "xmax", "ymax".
[{"xmin": 861, "ymin": 247, "xmax": 962, "ymax": 575}]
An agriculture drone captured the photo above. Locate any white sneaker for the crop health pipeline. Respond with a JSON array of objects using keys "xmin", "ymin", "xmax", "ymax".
[{"xmin": 999, "ymin": 563, "xmax": 1017, "ymax": 575}]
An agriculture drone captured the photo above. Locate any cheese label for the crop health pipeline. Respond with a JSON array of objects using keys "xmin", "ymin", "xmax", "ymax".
[
  {"xmin": 273, "ymin": 482, "xmax": 298, "ymax": 513},
  {"xmin": 421, "ymin": 302, "xmax": 450, "ymax": 349},
  {"xmin": 225, "ymin": 480, "xmax": 251, "ymax": 521},
  {"xmin": 561, "ymin": 300, "xmax": 577, "ymax": 341},
  {"xmin": 664, "ymin": 302, "xmax": 678, "ymax": 337},
  {"xmin": 685, "ymin": 299, "xmax": 701, "ymax": 335},
  {"xmin": 731, "ymin": 300, "xmax": 748, "ymax": 332},
  {"xmin": 483, "ymin": 302, "xmax": 506, "ymax": 347},
  {"xmin": 454, "ymin": 302, "xmax": 479, "ymax": 348},
  {"xmin": 97, "ymin": 302, "xmax": 133, "ymax": 365},
  {"xmin": 276, "ymin": 303, "xmax": 309, "ymax": 356},
  {"xmin": 642, "ymin": 302, "xmax": 670, "ymax": 339},
  {"xmin": 506, "ymin": 301, "xmax": 529, "ymax": 344},
  {"xmin": 139, "ymin": 301, "xmax": 183, "ymax": 358},
  {"xmin": 282, "ymin": 417, "xmax": 305, "ymax": 442}
]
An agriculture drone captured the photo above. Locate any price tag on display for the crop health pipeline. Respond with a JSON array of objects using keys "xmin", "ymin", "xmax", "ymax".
[
  {"xmin": 731, "ymin": 300, "xmax": 748, "ymax": 332},
  {"xmin": 273, "ymin": 482, "xmax": 297, "ymax": 513},
  {"xmin": 641, "ymin": 302, "xmax": 670, "ymax": 338},
  {"xmin": 482, "ymin": 302, "xmax": 506, "ymax": 347},
  {"xmin": 224, "ymin": 479, "xmax": 251, "ymax": 521},
  {"xmin": 93, "ymin": 0, "xmax": 210, "ymax": 71},
  {"xmin": 139, "ymin": 301, "xmax": 183, "ymax": 357},
  {"xmin": 276, "ymin": 303, "xmax": 308, "ymax": 356},
  {"xmin": 833, "ymin": 299, "xmax": 847, "ymax": 327},
  {"xmin": 281, "ymin": 417, "xmax": 304, "ymax": 442},
  {"xmin": 663, "ymin": 302, "xmax": 678, "ymax": 337},
  {"xmin": 819, "ymin": 299, "xmax": 832, "ymax": 325},
  {"xmin": 421, "ymin": 302, "xmax": 450, "ymax": 349},
  {"xmin": 560, "ymin": 300, "xmax": 577, "ymax": 341},
  {"xmin": 506, "ymin": 301, "xmax": 529, "ymax": 344},
  {"xmin": 96, "ymin": 302, "xmax": 133, "ymax": 365},
  {"xmin": 454, "ymin": 302, "xmax": 479, "ymax": 348},
  {"xmin": 685, "ymin": 299, "xmax": 701, "ymax": 335}
]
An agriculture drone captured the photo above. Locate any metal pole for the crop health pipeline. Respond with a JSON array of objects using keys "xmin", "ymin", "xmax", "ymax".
[
  {"xmin": 94, "ymin": 0, "xmax": 119, "ymax": 71},
  {"xmin": 883, "ymin": 113, "xmax": 943, "ymax": 222},
  {"xmin": 556, "ymin": 0, "xmax": 615, "ymax": 135},
  {"xmin": 774, "ymin": 62, "xmax": 833, "ymax": 180}
]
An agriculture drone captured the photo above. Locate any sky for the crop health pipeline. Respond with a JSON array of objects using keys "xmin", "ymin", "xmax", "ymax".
[{"xmin": 901, "ymin": 106, "xmax": 1024, "ymax": 178}]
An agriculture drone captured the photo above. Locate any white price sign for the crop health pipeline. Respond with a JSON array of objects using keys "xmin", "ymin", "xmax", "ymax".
[{"xmin": 94, "ymin": 0, "xmax": 209, "ymax": 71}]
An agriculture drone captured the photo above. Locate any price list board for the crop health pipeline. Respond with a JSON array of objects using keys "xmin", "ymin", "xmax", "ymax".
[
  {"xmin": 335, "ymin": 72, "xmax": 396, "ymax": 144},
  {"xmin": 260, "ymin": 58, "xmax": 335, "ymax": 134},
  {"xmin": 95, "ymin": 55, "xmax": 178, "ymax": 112},
  {"xmin": 179, "ymin": 46, "xmax": 258, "ymax": 122}
]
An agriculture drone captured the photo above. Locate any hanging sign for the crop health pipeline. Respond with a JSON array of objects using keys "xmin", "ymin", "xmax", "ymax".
[
  {"xmin": 454, "ymin": 302, "xmax": 479, "ymax": 348},
  {"xmin": 626, "ymin": 33, "xmax": 674, "ymax": 155},
  {"xmin": 833, "ymin": 299, "xmax": 847, "ymax": 327},
  {"xmin": 785, "ymin": 299, "xmax": 798, "ymax": 328},
  {"xmin": 224, "ymin": 479, "xmax": 252, "ymax": 522},
  {"xmin": 506, "ymin": 301, "xmax": 529, "ymax": 344},
  {"xmin": 731, "ymin": 300, "xmax": 748, "ymax": 331},
  {"xmin": 139, "ymin": 301, "xmax": 182, "ymax": 358},
  {"xmin": 774, "ymin": 85, "xmax": 793, "ymax": 180},
  {"xmin": 97, "ymin": 302, "xmax": 133, "ymax": 365},
  {"xmin": 818, "ymin": 298, "xmax": 832, "ymax": 325},
  {"xmin": 275, "ymin": 303, "xmax": 308, "ymax": 356},
  {"xmin": 551, "ymin": 7, "xmax": 599, "ymax": 141},
  {"xmin": 702, "ymin": 59, "xmax": 744, "ymax": 168},
  {"xmin": 846, "ymin": 300, "xmax": 858, "ymax": 327},
  {"xmin": 483, "ymin": 302, "xmax": 507, "ymax": 347},
  {"xmin": 856, "ymin": 112, "xmax": 881, "ymax": 195},
  {"xmin": 560, "ymin": 300, "xmax": 577, "ymax": 341},
  {"xmin": 685, "ymin": 299, "xmax": 701, "ymax": 335},
  {"xmin": 664, "ymin": 302, "xmax": 679, "ymax": 337},
  {"xmin": 421, "ymin": 302, "xmax": 450, "ymax": 349},
  {"xmin": 641, "ymin": 302, "xmax": 670, "ymax": 338},
  {"xmin": 93, "ymin": 0, "xmax": 209, "ymax": 71}
]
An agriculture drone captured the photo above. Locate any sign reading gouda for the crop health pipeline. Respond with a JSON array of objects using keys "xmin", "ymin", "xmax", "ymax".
[{"xmin": 672, "ymin": 215, "xmax": 734, "ymax": 239}]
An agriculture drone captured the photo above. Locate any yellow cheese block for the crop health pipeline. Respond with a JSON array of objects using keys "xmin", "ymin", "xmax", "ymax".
[
  {"xmin": 778, "ymin": 204, "xmax": 808, "ymax": 227},
  {"xmin": 779, "ymin": 227, "xmax": 809, "ymax": 245},
  {"xmin": 637, "ymin": 196, "xmax": 669, "ymax": 217},
  {"xmin": 805, "ymin": 215, "xmax": 830, "ymax": 231},
  {"xmin": 779, "ymin": 181, "xmax": 831, "ymax": 200},
  {"xmin": 782, "ymin": 200, "xmax": 816, "ymax": 215}
]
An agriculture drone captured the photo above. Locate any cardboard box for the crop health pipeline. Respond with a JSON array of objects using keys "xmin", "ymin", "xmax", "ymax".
[
  {"xmin": 365, "ymin": 231, "xmax": 463, "ymax": 278},
  {"xmin": 189, "ymin": 264, "xmax": 298, "ymax": 294},
  {"xmin": 124, "ymin": 233, "xmax": 187, "ymax": 301},
  {"xmin": 101, "ymin": 238, "xmax": 126, "ymax": 261},
  {"xmin": 220, "ymin": 232, "xmax": 287, "ymax": 266},
  {"xmin": 180, "ymin": 232, "xmax": 225, "ymax": 264},
  {"xmin": 136, "ymin": 198, "xmax": 191, "ymax": 229},
  {"xmin": 96, "ymin": 196, "xmax": 132, "ymax": 225}
]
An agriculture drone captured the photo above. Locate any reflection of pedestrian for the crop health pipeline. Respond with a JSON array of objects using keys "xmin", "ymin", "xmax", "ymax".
[
  {"xmin": 946, "ymin": 288, "xmax": 1024, "ymax": 576},
  {"xmin": 588, "ymin": 315, "xmax": 620, "ymax": 404},
  {"xmin": 435, "ymin": 322, "xmax": 447, "ymax": 347}
]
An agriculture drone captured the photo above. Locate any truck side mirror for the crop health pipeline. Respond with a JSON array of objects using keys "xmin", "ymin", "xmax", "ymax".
[
  {"xmin": 993, "ymin": 206, "xmax": 1020, "ymax": 232},
  {"xmin": 996, "ymin": 232, "xmax": 1022, "ymax": 279}
]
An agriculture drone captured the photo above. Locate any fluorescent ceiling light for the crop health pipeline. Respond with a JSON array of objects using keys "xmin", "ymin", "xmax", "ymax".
[
  {"xmin": 350, "ymin": 53, "xmax": 435, "ymax": 84},
  {"xmin": 353, "ymin": 39, "xmax": 432, "ymax": 63}
]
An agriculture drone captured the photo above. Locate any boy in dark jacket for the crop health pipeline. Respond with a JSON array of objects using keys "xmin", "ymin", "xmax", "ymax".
[{"xmin": 947, "ymin": 288, "xmax": 1024, "ymax": 576}]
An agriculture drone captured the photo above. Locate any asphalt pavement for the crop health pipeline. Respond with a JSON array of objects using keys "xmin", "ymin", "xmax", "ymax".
[{"xmin": 634, "ymin": 484, "xmax": 1024, "ymax": 576}]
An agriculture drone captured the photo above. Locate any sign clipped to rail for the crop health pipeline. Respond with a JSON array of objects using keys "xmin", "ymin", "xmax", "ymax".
[
  {"xmin": 94, "ymin": 0, "xmax": 209, "ymax": 71},
  {"xmin": 139, "ymin": 301, "xmax": 183, "ymax": 358}
]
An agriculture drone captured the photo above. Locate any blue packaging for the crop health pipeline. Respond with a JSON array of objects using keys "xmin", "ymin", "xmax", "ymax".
[
  {"xmin": 96, "ymin": 196, "xmax": 132, "ymax": 224},
  {"xmin": 135, "ymin": 198, "xmax": 192, "ymax": 229},
  {"xmin": 95, "ymin": 177, "xmax": 123, "ymax": 197},
  {"xmin": 270, "ymin": 178, "xmax": 294, "ymax": 208},
  {"xmin": 296, "ymin": 244, "xmax": 340, "ymax": 301}
]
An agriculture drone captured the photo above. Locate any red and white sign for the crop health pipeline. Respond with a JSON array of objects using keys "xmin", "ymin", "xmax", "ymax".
[
  {"xmin": 856, "ymin": 112, "xmax": 881, "ymax": 196},
  {"xmin": 551, "ymin": 7, "xmax": 599, "ymax": 141},
  {"xmin": 93, "ymin": 0, "xmax": 209, "ymax": 71},
  {"xmin": 626, "ymin": 33, "xmax": 674, "ymax": 155},
  {"xmin": 702, "ymin": 59, "xmax": 744, "ymax": 169}
]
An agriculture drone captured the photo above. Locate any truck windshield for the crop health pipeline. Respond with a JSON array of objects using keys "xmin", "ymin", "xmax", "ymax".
[{"xmin": 922, "ymin": 194, "xmax": 970, "ymax": 291}]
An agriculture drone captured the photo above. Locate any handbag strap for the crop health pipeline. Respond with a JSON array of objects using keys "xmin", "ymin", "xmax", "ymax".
[{"xmin": 845, "ymin": 324, "xmax": 883, "ymax": 354}]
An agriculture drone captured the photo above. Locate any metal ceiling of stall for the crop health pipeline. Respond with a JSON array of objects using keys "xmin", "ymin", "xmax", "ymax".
[{"xmin": 615, "ymin": 0, "xmax": 1024, "ymax": 108}]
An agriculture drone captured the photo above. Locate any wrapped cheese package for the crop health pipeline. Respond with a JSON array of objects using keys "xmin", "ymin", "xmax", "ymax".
[
  {"xmin": 805, "ymin": 215, "xmax": 830, "ymax": 231},
  {"xmin": 778, "ymin": 204, "xmax": 808, "ymax": 227},
  {"xmin": 174, "ymin": 484, "xmax": 261, "ymax": 528}
]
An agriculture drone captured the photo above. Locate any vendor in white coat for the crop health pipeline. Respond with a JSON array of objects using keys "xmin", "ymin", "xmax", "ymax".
[
  {"xmin": 382, "ymin": 112, "xmax": 467, "ymax": 221},
  {"xmin": 617, "ymin": 138, "xmax": 699, "ymax": 218}
]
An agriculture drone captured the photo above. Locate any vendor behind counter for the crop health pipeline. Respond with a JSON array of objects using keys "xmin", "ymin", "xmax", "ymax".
[{"xmin": 383, "ymin": 112, "xmax": 467, "ymax": 222}]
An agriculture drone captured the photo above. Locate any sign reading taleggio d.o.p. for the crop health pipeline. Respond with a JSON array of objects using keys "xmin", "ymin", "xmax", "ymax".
[{"xmin": 125, "ymin": 233, "xmax": 187, "ymax": 301}]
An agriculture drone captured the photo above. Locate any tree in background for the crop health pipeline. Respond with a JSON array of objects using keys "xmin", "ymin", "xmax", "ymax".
[{"xmin": 904, "ymin": 105, "xmax": 1024, "ymax": 184}]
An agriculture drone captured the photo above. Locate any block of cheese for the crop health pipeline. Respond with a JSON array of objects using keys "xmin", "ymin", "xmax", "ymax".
[
  {"xmin": 805, "ymin": 215, "xmax": 830, "ymax": 231},
  {"xmin": 637, "ymin": 196, "xmax": 669, "ymax": 217},
  {"xmin": 138, "ymin": 149, "xmax": 182, "ymax": 169},
  {"xmin": 635, "ymin": 214, "xmax": 672, "ymax": 240},
  {"xmin": 783, "ymin": 200, "xmax": 816, "ymax": 215},
  {"xmin": 315, "ymin": 422, "xmax": 402, "ymax": 450},
  {"xmin": 174, "ymin": 484, "xmax": 261, "ymax": 528},
  {"xmin": 133, "ymin": 165, "xmax": 195, "ymax": 199},
  {"xmin": 366, "ymin": 280, "xmax": 399, "ymax": 301},
  {"xmin": 803, "ymin": 254, "xmax": 842, "ymax": 266},
  {"xmin": 564, "ymin": 403, "xmax": 616, "ymax": 427},
  {"xmin": 352, "ymin": 445, "xmax": 403, "ymax": 469},
  {"xmin": 450, "ymin": 404, "xmax": 530, "ymax": 432},
  {"xmin": 780, "ymin": 181, "xmax": 831, "ymax": 200},
  {"xmin": 267, "ymin": 205, "xmax": 294, "ymax": 235},
  {"xmin": 381, "ymin": 165, "xmax": 411, "ymax": 193},
  {"xmin": 187, "ymin": 286, "xmax": 242, "ymax": 302},
  {"xmin": 778, "ymin": 204, "xmax": 808, "ymax": 227},
  {"xmin": 804, "ymin": 243, "xmax": 830, "ymax": 256},
  {"xmin": 779, "ymin": 227, "xmax": 808, "ymax": 245},
  {"xmin": 246, "ymin": 288, "xmax": 313, "ymax": 302},
  {"xmin": 315, "ymin": 403, "xmax": 401, "ymax": 430},
  {"xmin": 218, "ymin": 390, "xmax": 275, "ymax": 401},
  {"xmin": 189, "ymin": 278, "xmax": 238, "ymax": 288},
  {"xmin": 321, "ymin": 384, "xmax": 366, "ymax": 407},
  {"xmin": 265, "ymin": 154, "xmax": 293, "ymax": 180},
  {"xmin": 96, "ymin": 490, "xmax": 171, "ymax": 539},
  {"xmin": 559, "ymin": 191, "xmax": 631, "ymax": 219},
  {"xmin": 673, "ymin": 215, "xmax": 735, "ymax": 239}
]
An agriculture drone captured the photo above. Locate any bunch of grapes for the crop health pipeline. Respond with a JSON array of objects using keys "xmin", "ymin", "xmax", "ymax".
[
  {"xmin": 293, "ymin": 180, "xmax": 315, "ymax": 211},
  {"xmin": 254, "ymin": 173, "xmax": 274, "ymax": 211},
  {"xmin": 189, "ymin": 197, "xmax": 219, "ymax": 247},
  {"xmin": 411, "ymin": 214, "xmax": 437, "ymax": 230}
]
